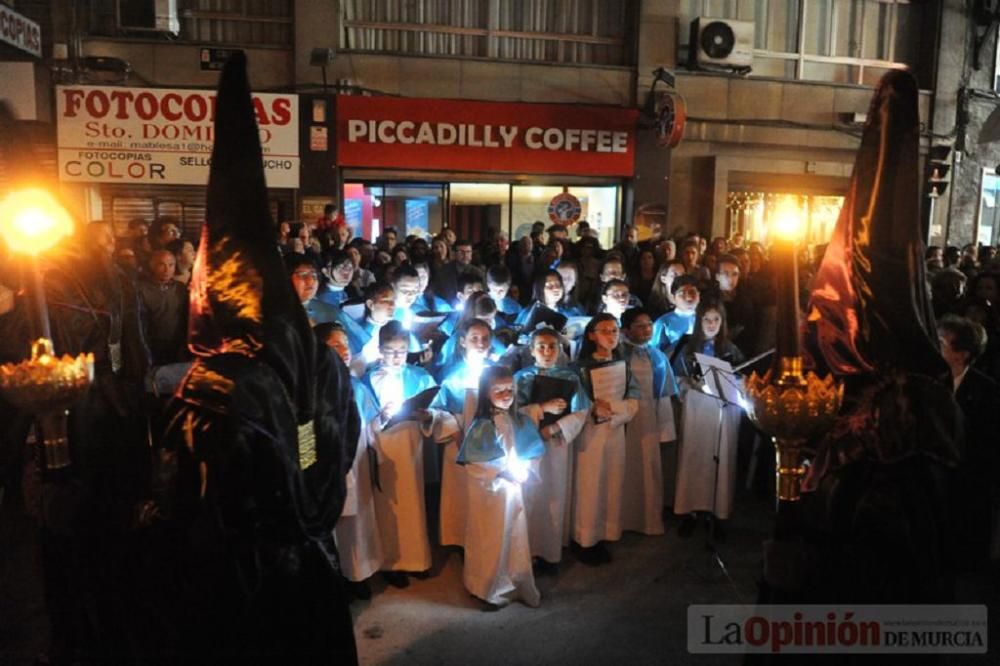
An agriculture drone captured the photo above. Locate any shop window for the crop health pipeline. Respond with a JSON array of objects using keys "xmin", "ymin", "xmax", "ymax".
[
  {"xmin": 679, "ymin": 0, "xmax": 925, "ymax": 87},
  {"xmin": 978, "ymin": 171, "xmax": 1000, "ymax": 247},
  {"xmin": 343, "ymin": 182, "xmax": 445, "ymax": 242},
  {"xmin": 511, "ymin": 185, "xmax": 619, "ymax": 250},
  {"xmin": 449, "ymin": 183, "xmax": 509, "ymax": 245},
  {"xmin": 995, "ymin": 25, "xmax": 1000, "ymax": 94},
  {"xmin": 727, "ymin": 191, "xmax": 843, "ymax": 248},
  {"xmin": 341, "ymin": 0, "xmax": 635, "ymax": 66},
  {"xmin": 85, "ymin": 0, "xmax": 293, "ymax": 47}
]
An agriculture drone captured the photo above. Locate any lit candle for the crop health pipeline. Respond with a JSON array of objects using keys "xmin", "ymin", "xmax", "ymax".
[
  {"xmin": 0, "ymin": 188, "xmax": 74, "ymax": 343},
  {"xmin": 772, "ymin": 199, "xmax": 803, "ymax": 364}
]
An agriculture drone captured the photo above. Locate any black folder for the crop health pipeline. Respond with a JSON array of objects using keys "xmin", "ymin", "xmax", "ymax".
[
  {"xmin": 530, "ymin": 374, "xmax": 576, "ymax": 428},
  {"xmin": 384, "ymin": 386, "xmax": 440, "ymax": 430},
  {"xmin": 518, "ymin": 302, "xmax": 568, "ymax": 334}
]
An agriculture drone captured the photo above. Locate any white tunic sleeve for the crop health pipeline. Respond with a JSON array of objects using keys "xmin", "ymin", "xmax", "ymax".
[{"xmin": 606, "ymin": 398, "xmax": 639, "ymax": 428}]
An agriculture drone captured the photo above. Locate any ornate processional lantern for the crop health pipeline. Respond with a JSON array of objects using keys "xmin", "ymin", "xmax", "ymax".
[
  {"xmin": 743, "ymin": 198, "xmax": 843, "ymax": 503},
  {"xmin": 0, "ymin": 188, "xmax": 93, "ymax": 474}
]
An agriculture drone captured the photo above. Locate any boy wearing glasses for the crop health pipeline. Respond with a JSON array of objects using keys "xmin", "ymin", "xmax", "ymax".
[
  {"xmin": 362, "ymin": 321, "xmax": 439, "ymax": 587},
  {"xmin": 652, "ymin": 275, "xmax": 701, "ymax": 355}
]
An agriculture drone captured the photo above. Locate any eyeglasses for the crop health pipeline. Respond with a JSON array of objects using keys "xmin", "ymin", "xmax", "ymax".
[
  {"xmin": 293, "ymin": 271, "xmax": 319, "ymax": 281},
  {"xmin": 380, "ymin": 348, "xmax": 409, "ymax": 356}
]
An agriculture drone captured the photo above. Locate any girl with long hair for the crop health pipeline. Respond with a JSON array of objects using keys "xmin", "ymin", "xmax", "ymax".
[
  {"xmin": 457, "ymin": 365, "xmax": 546, "ymax": 609},
  {"xmin": 514, "ymin": 270, "xmax": 581, "ymax": 327},
  {"xmin": 646, "ymin": 259, "xmax": 686, "ymax": 319},
  {"xmin": 555, "ymin": 259, "xmax": 586, "ymax": 314},
  {"xmin": 571, "ymin": 314, "xmax": 640, "ymax": 565},
  {"xmin": 671, "ymin": 301, "xmax": 745, "ymax": 540}
]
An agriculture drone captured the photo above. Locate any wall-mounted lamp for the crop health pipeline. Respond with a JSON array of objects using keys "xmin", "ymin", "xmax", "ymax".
[{"xmin": 310, "ymin": 48, "xmax": 336, "ymax": 91}]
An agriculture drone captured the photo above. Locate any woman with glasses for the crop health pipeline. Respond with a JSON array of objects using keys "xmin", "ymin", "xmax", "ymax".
[{"xmin": 287, "ymin": 254, "xmax": 367, "ymax": 353}]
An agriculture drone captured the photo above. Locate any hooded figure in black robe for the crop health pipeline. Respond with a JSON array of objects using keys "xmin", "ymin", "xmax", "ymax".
[
  {"xmin": 148, "ymin": 53, "xmax": 359, "ymax": 663},
  {"xmin": 765, "ymin": 71, "xmax": 963, "ymax": 610}
]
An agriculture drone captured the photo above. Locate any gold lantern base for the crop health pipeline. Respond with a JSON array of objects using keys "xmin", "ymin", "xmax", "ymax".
[
  {"xmin": 745, "ymin": 363, "xmax": 843, "ymax": 501},
  {"xmin": 0, "ymin": 339, "xmax": 93, "ymax": 470}
]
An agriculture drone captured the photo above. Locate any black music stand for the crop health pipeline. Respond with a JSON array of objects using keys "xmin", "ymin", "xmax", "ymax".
[{"xmin": 684, "ymin": 362, "xmax": 745, "ymax": 600}]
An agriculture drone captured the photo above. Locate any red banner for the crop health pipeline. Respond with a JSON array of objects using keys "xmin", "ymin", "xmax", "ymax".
[{"xmin": 335, "ymin": 95, "xmax": 637, "ymax": 177}]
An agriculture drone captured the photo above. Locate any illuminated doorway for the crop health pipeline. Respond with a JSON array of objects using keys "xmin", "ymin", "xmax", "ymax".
[{"xmin": 727, "ymin": 191, "xmax": 844, "ymax": 248}]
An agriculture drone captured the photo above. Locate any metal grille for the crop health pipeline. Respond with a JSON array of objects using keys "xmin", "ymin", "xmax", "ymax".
[{"xmin": 342, "ymin": 0, "xmax": 634, "ymax": 66}]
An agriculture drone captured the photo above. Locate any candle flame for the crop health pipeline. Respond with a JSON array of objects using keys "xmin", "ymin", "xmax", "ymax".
[
  {"xmin": 773, "ymin": 197, "xmax": 804, "ymax": 242},
  {"xmin": 0, "ymin": 188, "xmax": 74, "ymax": 256}
]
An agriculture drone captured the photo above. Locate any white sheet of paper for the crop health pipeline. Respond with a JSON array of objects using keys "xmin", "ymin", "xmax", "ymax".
[
  {"xmin": 589, "ymin": 361, "xmax": 627, "ymax": 403},
  {"xmin": 694, "ymin": 353, "xmax": 744, "ymax": 406},
  {"xmin": 342, "ymin": 302, "xmax": 365, "ymax": 322},
  {"xmin": 412, "ymin": 314, "xmax": 448, "ymax": 339}
]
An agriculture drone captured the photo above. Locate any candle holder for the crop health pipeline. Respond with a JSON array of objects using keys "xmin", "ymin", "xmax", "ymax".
[
  {"xmin": 0, "ymin": 338, "xmax": 93, "ymax": 471},
  {"xmin": 744, "ymin": 360, "xmax": 842, "ymax": 501}
]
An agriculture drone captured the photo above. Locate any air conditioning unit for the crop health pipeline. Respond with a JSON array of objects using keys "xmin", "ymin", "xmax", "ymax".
[
  {"xmin": 117, "ymin": 0, "xmax": 180, "ymax": 35},
  {"xmin": 688, "ymin": 17, "xmax": 754, "ymax": 69}
]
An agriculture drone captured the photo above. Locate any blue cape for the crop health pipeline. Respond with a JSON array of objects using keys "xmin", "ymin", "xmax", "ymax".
[
  {"xmin": 456, "ymin": 413, "xmax": 546, "ymax": 464},
  {"xmin": 513, "ymin": 365, "xmax": 592, "ymax": 413}
]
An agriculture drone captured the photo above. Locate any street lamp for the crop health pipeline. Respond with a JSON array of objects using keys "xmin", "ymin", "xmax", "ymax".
[{"xmin": 0, "ymin": 187, "xmax": 92, "ymax": 473}]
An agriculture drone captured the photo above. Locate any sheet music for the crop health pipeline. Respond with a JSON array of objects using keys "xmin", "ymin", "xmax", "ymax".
[
  {"xmin": 589, "ymin": 361, "xmax": 627, "ymax": 403},
  {"xmin": 694, "ymin": 353, "xmax": 744, "ymax": 405},
  {"xmin": 342, "ymin": 302, "xmax": 365, "ymax": 322},
  {"xmin": 412, "ymin": 313, "xmax": 448, "ymax": 339}
]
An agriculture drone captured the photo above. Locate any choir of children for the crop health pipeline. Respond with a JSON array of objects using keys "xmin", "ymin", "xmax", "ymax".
[{"xmin": 300, "ymin": 257, "xmax": 742, "ymax": 609}]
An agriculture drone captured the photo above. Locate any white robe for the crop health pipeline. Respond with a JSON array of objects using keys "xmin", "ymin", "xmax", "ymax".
[
  {"xmin": 369, "ymin": 371, "xmax": 433, "ymax": 572},
  {"xmin": 334, "ymin": 417, "xmax": 383, "ymax": 582},
  {"xmin": 573, "ymin": 396, "xmax": 638, "ymax": 547},
  {"xmin": 621, "ymin": 350, "xmax": 671, "ymax": 536},
  {"xmin": 433, "ymin": 389, "xmax": 476, "ymax": 548},
  {"xmin": 519, "ymin": 403, "xmax": 588, "ymax": 563},
  {"xmin": 463, "ymin": 414, "xmax": 541, "ymax": 607},
  {"xmin": 673, "ymin": 381, "xmax": 741, "ymax": 520}
]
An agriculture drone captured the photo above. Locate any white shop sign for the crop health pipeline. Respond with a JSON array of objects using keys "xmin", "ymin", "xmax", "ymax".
[
  {"xmin": 0, "ymin": 5, "xmax": 41, "ymax": 58},
  {"xmin": 56, "ymin": 85, "xmax": 299, "ymax": 188}
]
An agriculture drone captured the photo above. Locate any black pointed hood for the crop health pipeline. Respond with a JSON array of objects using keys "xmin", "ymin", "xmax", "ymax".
[
  {"xmin": 804, "ymin": 70, "xmax": 946, "ymax": 379},
  {"xmin": 187, "ymin": 53, "xmax": 316, "ymax": 419}
]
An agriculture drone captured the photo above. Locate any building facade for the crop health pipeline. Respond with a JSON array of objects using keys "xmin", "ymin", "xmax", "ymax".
[{"xmin": 1, "ymin": 0, "xmax": 997, "ymax": 250}]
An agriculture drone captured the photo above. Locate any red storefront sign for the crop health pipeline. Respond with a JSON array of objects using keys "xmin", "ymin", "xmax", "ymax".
[{"xmin": 335, "ymin": 95, "xmax": 637, "ymax": 177}]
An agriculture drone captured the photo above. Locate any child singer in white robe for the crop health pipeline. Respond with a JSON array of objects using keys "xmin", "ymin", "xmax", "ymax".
[
  {"xmin": 317, "ymin": 322, "xmax": 383, "ymax": 598},
  {"xmin": 429, "ymin": 319, "xmax": 495, "ymax": 549},
  {"xmin": 620, "ymin": 307, "xmax": 679, "ymax": 536},
  {"xmin": 671, "ymin": 301, "xmax": 745, "ymax": 539},
  {"xmin": 514, "ymin": 327, "xmax": 591, "ymax": 570},
  {"xmin": 362, "ymin": 321, "xmax": 439, "ymax": 587},
  {"xmin": 571, "ymin": 313, "xmax": 640, "ymax": 565},
  {"xmin": 457, "ymin": 365, "xmax": 546, "ymax": 609}
]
